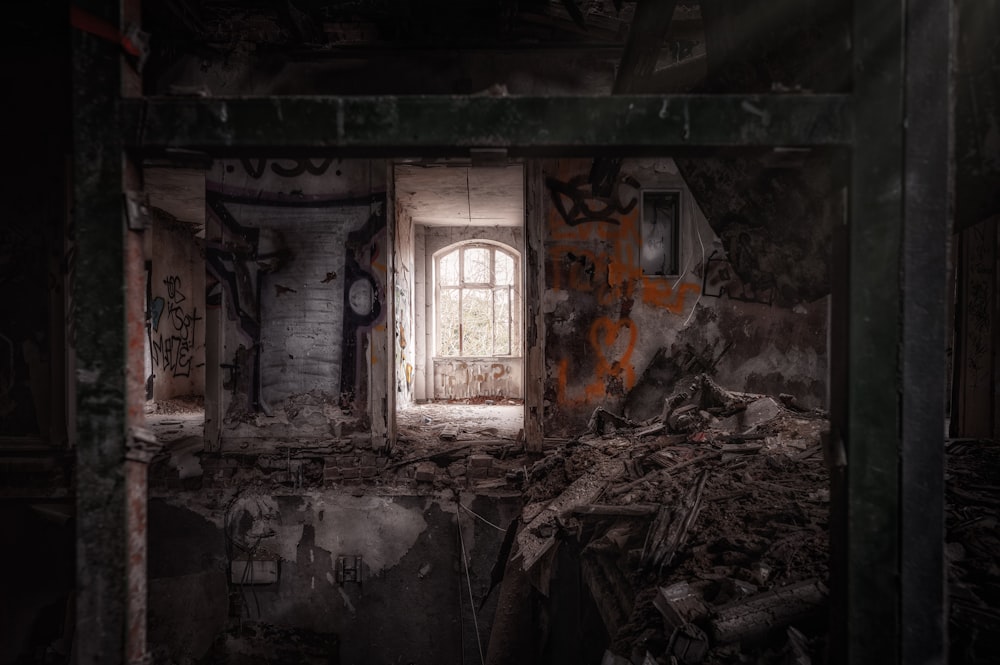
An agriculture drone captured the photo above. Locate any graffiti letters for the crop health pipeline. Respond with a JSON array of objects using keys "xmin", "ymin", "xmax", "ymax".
[
  {"xmin": 546, "ymin": 174, "xmax": 640, "ymax": 228},
  {"xmin": 238, "ymin": 158, "xmax": 336, "ymax": 179},
  {"xmin": 149, "ymin": 275, "xmax": 202, "ymax": 378}
]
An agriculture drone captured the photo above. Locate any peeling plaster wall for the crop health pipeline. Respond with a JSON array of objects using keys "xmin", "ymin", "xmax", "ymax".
[
  {"xmin": 206, "ymin": 159, "xmax": 387, "ymax": 445},
  {"xmin": 418, "ymin": 225, "xmax": 525, "ymax": 400},
  {"xmin": 393, "ymin": 205, "xmax": 415, "ymax": 408},
  {"xmin": 541, "ymin": 157, "xmax": 830, "ymax": 436},
  {"xmin": 148, "ymin": 217, "xmax": 206, "ymax": 400},
  {"xmin": 148, "ymin": 490, "xmax": 520, "ymax": 664}
]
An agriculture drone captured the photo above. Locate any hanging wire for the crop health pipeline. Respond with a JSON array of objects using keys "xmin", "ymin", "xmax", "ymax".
[
  {"xmin": 457, "ymin": 509, "xmax": 486, "ymax": 665},
  {"xmin": 459, "ymin": 502, "xmax": 506, "ymax": 532}
]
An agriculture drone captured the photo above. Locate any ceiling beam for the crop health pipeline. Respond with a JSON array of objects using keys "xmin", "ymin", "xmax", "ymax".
[{"xmin": 122, "ymin": 94, "xmax": 852, "ymax": 156}]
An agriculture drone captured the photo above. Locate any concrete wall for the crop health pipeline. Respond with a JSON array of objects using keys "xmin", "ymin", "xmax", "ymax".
[
  {"xmin": 205, "ymin": 158, "xmax": 387, "ymax": 446},
  {"xmin": 148, "ymin": 216, "xmax": 206, "ymax": 401},
  {"xmin": 147, "ymin": 490, "xmax": 520, "ymax": 664},
  {"xmin": 540, "ymin": 157, "xmax": 830, "ymax": 436},
  {"xmin": 417, "ymin": 225, "xmax": 525, "ymax": 401}
]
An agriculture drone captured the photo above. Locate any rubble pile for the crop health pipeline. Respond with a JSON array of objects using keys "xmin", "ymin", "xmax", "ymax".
[
  {"xmin": 946, "ymin": 438, "xmax": 1000, "ymax": 664},
  {"xmin": 512, "ymin": 375, "xmax": 830, "ymax": 664}
]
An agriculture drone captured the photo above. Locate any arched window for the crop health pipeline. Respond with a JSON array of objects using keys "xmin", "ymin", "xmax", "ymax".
[{"xmin": 436, "ymin": 242, "xmax": 520, "ymax": 357}]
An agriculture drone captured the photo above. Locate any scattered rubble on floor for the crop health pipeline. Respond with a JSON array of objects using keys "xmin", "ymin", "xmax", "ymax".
[
  {"xmin": 513, "ymin": 374, "xmax": 830, "ymax": 664},
  {"xmin": 147, "ymin": 381, "xmax": 834, "ymax": 663}
]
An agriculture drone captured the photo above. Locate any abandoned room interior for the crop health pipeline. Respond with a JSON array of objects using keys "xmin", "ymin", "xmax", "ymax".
[{"xmin": 1, "ymin": 0, "xmax": 997, "ymax": 663}]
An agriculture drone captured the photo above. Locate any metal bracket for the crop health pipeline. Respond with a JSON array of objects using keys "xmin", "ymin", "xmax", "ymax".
[
  {"xmin": 124, "ymin": 190, "xmax": 152, "ymax": 231},
  {"xmin": 336, "ymin": 555, "xmax": 363, "ymax": 585}
]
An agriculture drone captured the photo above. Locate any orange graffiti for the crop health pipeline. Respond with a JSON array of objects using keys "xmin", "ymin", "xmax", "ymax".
[
  {"xmin": 590, "ymin": 317, "xmax": 637, "ymax": 391},
  {"xmin": 556, "ymin": 317, "xmax": 637, "ymax": 406},
  {"xmin": 405, "ymin": 363, "xmax": 413, "ymax": 385}
]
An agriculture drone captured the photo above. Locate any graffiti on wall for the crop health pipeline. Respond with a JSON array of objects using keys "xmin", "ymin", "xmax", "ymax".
[
  {"xmin": 340, "ymin": 207, "xmax": 385, "ymax": 411},
  {"xmin": 702, "ymin": 248, "xmax": 775, "ymax": 306},
  {"xmin": 206, "ymin": 165, "xmax": 386, "ymax": 417},
  {"xmin": 544, "ymin": 162, "xmax": 701, "ymax": 408},
  {"xmin": 149, "ymin": 275, "xmax": 203, "ymax": 378},
  {"xmin": 235, "ymin": 158, "xmax": 336, "ymax": 179},
  {"xmin": 555, "ymin": 316, "xmax": 637, "ymax": 405}
]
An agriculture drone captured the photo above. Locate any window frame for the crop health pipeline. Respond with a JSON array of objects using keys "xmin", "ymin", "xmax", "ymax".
[
  {"xmin": 433, "ymin": 241, "xmax": 521, "ymax": 359},
  {"xmin": 639, "ymin": 189, "xmax": 682, "ymax": 278}
]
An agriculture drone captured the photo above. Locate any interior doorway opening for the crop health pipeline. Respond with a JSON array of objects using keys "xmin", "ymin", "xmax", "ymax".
[{"xmin": 392, "ymin": 161, "xmax": 526, "ymax": 443}]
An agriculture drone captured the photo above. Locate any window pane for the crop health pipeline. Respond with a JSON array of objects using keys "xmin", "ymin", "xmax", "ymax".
[
  {"xmin": 494, "ymin": 251, "xmax": 514, "ymax": 286},
  {"xmin": 438, "ymin": 288, "xmax": 460, "ymax": 356},
  {"xmin": 641, "ymin": 192, "xmax": 679, "ymax": 276},
  {"xmin": 494, "ymin": 287, "xmax": 510, "ymax": 354},
  {"xmin": 461, "ymin": 288, "xmax": 492, "ymax": 356},
  {"xmin": 464, "ymin": 247, "xmax": 490, "ymax": 283},
  {"xmin": 439, "ymin": 250, "xmax": 459, "ymax": 286}
]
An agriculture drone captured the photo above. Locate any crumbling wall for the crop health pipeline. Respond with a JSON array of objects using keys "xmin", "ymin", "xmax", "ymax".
[
  {"xmin": 147, "ymin": 490, "xmax": 519, "ymax": 664},
  {"xmin": 206, "ymin": 158, "xmax": 387, "ymax": 446},
  {"xmin": 148, "ymin": 215, "xmax": 206, "ymax": 401},
  {"xmin": 541, "ymin": 157, "xmax": 830, "ymax": 436},
  {"xmin": 393, "ymin": 204, "xmax": 415, "ymax": 408}
]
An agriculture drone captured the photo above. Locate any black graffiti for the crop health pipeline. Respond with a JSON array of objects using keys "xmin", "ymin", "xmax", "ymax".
[
  {"xmin": 545, "ymin": 173, "xmax": 641, "ymax": 227},
  {"xmin": 239, "ymin": 158, "xmax": 336, "ymax": 179},
  {"xmin": 339, "ymin": 205, "xmax": 386, "ymax": 410},
  {"xmin": 149, "ymin": 275, "xmax": 202, "ymax": 378},
  {"xmin": 701, "ymin": 250, "xmax": 775, "ymax": 306}
]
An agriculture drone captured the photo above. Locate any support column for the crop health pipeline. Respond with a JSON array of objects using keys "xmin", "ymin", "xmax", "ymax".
[
  {"xmin": 72, "ymin": 0, "xmax": 126, "ymax": 660},
  {"xmin": 523, "ymin": 160, "xmax": 547, "ymax": 452},
  {"xmin": 839, "ymin": 0, "xmax": 905, "ymax": 662},
  {"xmin": 901, "ymin": 0, "xmax": 952, "ymax": 661},
  {"xmin": 125, "ymin": 428, "xmax": 161, "ymax": 665}
]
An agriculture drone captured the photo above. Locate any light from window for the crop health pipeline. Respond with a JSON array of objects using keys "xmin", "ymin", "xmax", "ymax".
[
  {"xmin": 437, "ymin": 244, "xmax": 518, "ymax": 357},
  {"xmin": 640, "ymin": 191, "xmax": 680, "ymax": 276}
]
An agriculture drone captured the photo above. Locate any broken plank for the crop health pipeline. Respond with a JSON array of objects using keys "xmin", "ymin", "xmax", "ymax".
[
  {"xmin": 572, "ymin": 504, "xmax": 659, "ymax": 518},
  {"xmin": 718, "ymin": 442, "xmax": 764, "ymax": 453},
  {"xmin": 385, "ymin": 444, "xmax": 470, "ymax": 470}
]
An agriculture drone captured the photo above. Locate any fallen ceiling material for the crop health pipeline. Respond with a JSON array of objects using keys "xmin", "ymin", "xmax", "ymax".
[{"xmin": 502, "ymin": 375, "xmax": 831, "ymax": 663}]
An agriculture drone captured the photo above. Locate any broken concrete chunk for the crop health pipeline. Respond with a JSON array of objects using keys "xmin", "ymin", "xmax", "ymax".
[
  {"xmin": 468, "ymin": 454, "xmax": 494, "ymax": 468},
  {"xmin": 414, "ymin": 463, "xmax": 436, "ymax": 482},
  {"xmin": 717, "ymin": 396, "xmax": 783, "ymax": 432}
]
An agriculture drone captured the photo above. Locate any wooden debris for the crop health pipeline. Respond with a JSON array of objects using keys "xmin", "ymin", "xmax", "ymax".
[
  {"xmin": 708, "ymin": 579, "xmax": 828, "ymax": 645},
  {"xmin": 635, "ymin": 422, "xmax": 666, "ymax": 438},
  {"xmin": 718, "ymin": 442, "xmax": 763, "ymax": 454},
  {"xmin": 641, "ymin": 470, "xmax": 709, "ymax": 572},
  {"xmin": 654, "ymin": 581, "xmax": 711, "ymax": 630},
  {"xmin": 587, "ymin": 406, "xmax": 636, "ymax": 434},
  {"xmin": 571, "ymin": 503, "xmax": 659, "ymax": 518},
  {"xmin": 385, "ymin": 443, "xmax": 471, "ymax": 470},
  {"xmin": 440, "ymin": 424, "xmax": 459, "ymax": 440}
]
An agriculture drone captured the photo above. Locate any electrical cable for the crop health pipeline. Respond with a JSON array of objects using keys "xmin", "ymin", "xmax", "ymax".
[
  {"xmin": 459, "ymin": 502, "xmax": 506, "ymax": 532},
  {"xmin": 457, "ymin": 509, "xmax": 486, "ymax": 665}
]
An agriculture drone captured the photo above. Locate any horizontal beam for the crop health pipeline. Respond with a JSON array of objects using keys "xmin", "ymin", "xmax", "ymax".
[{"xmin": 121, "ymin": 94, "xmax": 852, "ymax": 156}]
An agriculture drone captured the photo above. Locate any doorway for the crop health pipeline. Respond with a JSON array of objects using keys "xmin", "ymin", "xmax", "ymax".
[{"xmin": 391, "ymin": 162, "xmax": 526, "ymax": 444}]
